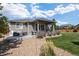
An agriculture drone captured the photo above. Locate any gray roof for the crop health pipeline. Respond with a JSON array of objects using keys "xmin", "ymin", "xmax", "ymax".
[
  {"xmin": 8, "ymin": 18, "xmax": 53, "ymax": 23},
  {"xmin": 8, "ymin": 18, "xmax": 33, "ymax": 22},
  {"xmin": 34, "ymin": 18, "xmax": 53, "ymax": 22}
]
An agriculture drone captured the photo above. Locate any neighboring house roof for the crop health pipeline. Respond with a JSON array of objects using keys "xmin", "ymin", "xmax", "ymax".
[{"xmin": 8, "ymin": 18, "xmax": 53, "ymax": 23}]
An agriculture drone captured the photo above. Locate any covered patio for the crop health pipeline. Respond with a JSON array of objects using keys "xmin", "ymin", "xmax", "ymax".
[{"xmin": 30, "ymin": 19, "xmax": 53, "ymax": 35}]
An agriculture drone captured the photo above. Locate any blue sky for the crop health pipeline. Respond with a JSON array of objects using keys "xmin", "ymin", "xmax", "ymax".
[{"xmin": 2, "ymin": 3, "xmax": 79, "ymax": 25}]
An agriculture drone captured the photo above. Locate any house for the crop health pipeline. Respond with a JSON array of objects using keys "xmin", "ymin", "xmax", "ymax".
[{"xmin": 8, "ymin": 18, "xmax": 54, "ymax": 36}]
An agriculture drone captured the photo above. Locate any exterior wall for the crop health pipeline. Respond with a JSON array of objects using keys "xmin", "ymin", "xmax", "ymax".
[
  {"xmin": 9, "ymin": 21, "xmax": 52, "ymax": 35},
  {"xmin": 28, "ymin": 23, "xmax": 34, "ymax": 35},
  {"xmin": 9, "ymin": 22, "xmax": 26, "ymax": 32},
  {"xmin": 9, "ymin": 22, "xmax": 34, "ymax": 35}
]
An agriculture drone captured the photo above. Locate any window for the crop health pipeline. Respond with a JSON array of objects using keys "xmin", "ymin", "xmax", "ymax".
[
  {"xmin": 36, "ymin": 24, "xmax": 37, "ymax": 31},
  {"xmin": 16, "ymin": 23, "xmax": 23, "ymax": 29},
  {"xmin": 40, "ymin": 25, "xmax": 44, "ymax": 31}
]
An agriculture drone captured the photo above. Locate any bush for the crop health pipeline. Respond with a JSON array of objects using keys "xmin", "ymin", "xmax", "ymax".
[
  {"xmin": 72, "ymin": 41, "xmax": 79, "ymax": 45},
  {"xmin": 73, "ymin": 29, "xmax": 77, "ymax": 32},
  {"xmin": 37, "ymin": 31, "xmax": 46, "ymax": 38},
  {"xmin": 0, "ymin": 33, "xmax": 3, "ymax": 38},
  {"xmin": 56, "ymin": 31, "xmax": 60, "ymax": 35},
  {"xmin": 47, "ymin": 31, "xmax": 52, "ymax": 36},
  {"xmin": 40, "ymin": 43, "xmax": 55, "ymax": 56}
]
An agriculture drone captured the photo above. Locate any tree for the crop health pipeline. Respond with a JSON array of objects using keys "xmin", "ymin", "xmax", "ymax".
[
  {"xmin": 0, "ymin": 16, "xmax": 9, "ymax": 34},
  {"xmin": 0, "ymin": 3, "xmax": 9, "ymax": 37},
  {"xmin": 0, "ymin": 3, "xmax": 3, "ymax": 16}
]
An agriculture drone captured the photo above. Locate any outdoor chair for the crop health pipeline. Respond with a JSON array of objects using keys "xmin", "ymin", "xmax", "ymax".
[
  {"xmin": 32, "ymin": 31, "xmax": 37, "ymax": 35},
  {"xmin": 22, "ymin": 32, "xmax": 27, "ymax": 36}
]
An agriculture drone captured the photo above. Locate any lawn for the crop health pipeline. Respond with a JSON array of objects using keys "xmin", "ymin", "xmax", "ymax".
[{"xmin": 46, "ymin": 32, "xmax": 79, "ymax": 55}]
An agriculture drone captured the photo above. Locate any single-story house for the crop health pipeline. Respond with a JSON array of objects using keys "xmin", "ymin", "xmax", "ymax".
[{"xmin": 8, "ymin": 18, "xmax": 54, "ymax": 36}]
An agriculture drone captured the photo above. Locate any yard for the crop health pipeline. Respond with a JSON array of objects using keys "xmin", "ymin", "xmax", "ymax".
[{"xmin": 46, "ymin": 32, "xmax": 79, "ymax": 55}]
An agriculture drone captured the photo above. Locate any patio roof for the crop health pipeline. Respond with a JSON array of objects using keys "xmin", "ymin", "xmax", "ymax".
[
  {"xmin": 8, "ymin": 18, "xmax": 33, "ymax": 22},
  {"xmin": 8, "ymin": 18, "xmax": 53, "ymax": 23},
  {"xmin": 34, "ymin": 18, "xmax": 53, "ymax": 23}
]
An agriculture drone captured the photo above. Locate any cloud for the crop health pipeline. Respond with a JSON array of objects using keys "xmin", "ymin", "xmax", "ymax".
[
  {"xmin": 56, "ymin": 20, "xmax": 68, "ymax": 26},
  {"xmin": 32, "ymin": 9, "xmax": 47, "ymax": 18},
  {"xmin": 2, "ymin": 3, "xmax": 79, "ymax": 20},
  {"xmin": 54, "ymin": 4, "xmax": 79, "ymax": 14},
  {"xmin": 44, "ymin": 10, "xmax": 56, "ymax": 17},
  {"xmin": 3, "ymin": 3, "xmax": 31, "ymax": 19},
  {"xmin": 31, "ymin": 4, "xmax": 79, "ymax": 18},
  {"xmin": 31, "ymin": 4, "xmax": 47, "ymax": 18},
  {"xmin": 31, "ymin": 3, "xmax": 56, "ymax": 18}
]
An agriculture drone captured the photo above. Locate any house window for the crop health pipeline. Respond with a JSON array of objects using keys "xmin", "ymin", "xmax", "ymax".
[
  {"xmin": 36, "ymin": 24, "xmax": 37, "ymax": 31},
  {"xmin": 24, "ymin": 23, "xmax": 27, "ymax": 27},
  {"xmin": 16, "ymin": 23, "xmax": 23, "ymax": 29},
  {"xmin": 40, "ymin": 25, "xmax": 44, "ymax": 31}
]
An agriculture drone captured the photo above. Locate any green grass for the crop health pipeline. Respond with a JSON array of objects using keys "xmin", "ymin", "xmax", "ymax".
[{"xmin": 46, "ymin": 32, "xmax": 79, "ymax": 55}]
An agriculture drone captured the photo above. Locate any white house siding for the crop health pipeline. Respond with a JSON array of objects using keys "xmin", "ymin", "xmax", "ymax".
[
  {"xmin": 9, "ymin": 20, "xmax": 53, "ymax": 36},
  {"xmin": 28, "ymin": 23, "xmax": 34, "ymax": 35},
  {"xmin": 9, "ymin": 22, "xmax": 34, "ymax": 35},
  {"xmin": 10, "ymin": 25, "xmax": 22, "ymax": 32}
]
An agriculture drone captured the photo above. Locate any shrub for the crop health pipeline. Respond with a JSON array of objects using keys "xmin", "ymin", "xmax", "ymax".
[
  {"xmin": 72, "ymin": 41, "xmax": 79, "ymax": 45},
  {"xmin": 56, "ymin": 31, "xmax": 60, "ymax": 35},
  {"xmin": 73, "ymin": 29, "xmax": 77, "ymax": 32},
  {"xmin": 40, "ymin": 43, "xmax": 55, "ymax": 56},
  {"xmin": 37, "ymin": 31, "xmax": 46, "ymax": 38},
  {"xmin": 0, "ymin": 34, "xmax": 2, "ymax": 38}
]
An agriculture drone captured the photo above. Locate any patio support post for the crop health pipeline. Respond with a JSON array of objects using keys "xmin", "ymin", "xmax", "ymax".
[
  {"xmin": 37, "ymin": 22, "xmax": 39, "ymax": 32},
  {"xmin": 44, "ymin": 24, "xmax": 46, "ymax": 31},
  {"xmin": 35, "ymin": 23, "xmax": 36, "ymax": 31},
  {"xmin": 27, "ymin": 22, "xmax": 29, "ymax": 35},
  {"xmin": 53, "ymin": 25, "xmax": 55, "ymax": 32}
]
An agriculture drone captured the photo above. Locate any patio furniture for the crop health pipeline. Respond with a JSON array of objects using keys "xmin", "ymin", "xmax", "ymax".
[
  {"xmin": 32, "ymin": 31, "xmax": 37, "ymax": 35},
  {"xmin": 22, "ymin": 32, "xmax": 27, "ymax": 36},
  {"xmin": 13, "ymin": 32, "xmax": 20, "ymax": 36}
]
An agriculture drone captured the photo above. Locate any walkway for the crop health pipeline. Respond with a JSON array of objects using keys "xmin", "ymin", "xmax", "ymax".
[{"xmin": 4, "ymin": 38, "xmax": 45, "ymax": 56}]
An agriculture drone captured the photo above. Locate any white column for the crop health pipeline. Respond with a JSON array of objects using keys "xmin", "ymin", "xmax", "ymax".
[
  {"xmin": 37, "ymin": 22, "xmax": 39, "ymax": 32},
  {"xmin": 44, "ymin": 24, "xmax": 46, "ymax": 31},
  {"xmin": 27, "ymin": 22, "xmax": 29, "ymax": 35},
  {"xmin": 53, "ymin": 25, "xmax": 55, "ymax": 32},
  {"xmin": 34, "ymin": 24, "xmax": 36, "ymax": 31}
]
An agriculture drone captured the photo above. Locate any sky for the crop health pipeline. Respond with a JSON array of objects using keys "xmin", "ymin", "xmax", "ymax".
[{"xmin": 2, "ymin": 3, "xmax": 79, "ymax": 25}]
